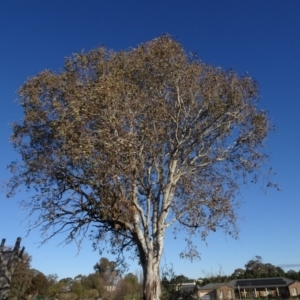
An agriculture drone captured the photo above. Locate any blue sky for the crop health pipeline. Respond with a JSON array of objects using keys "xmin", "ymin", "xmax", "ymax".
[{"xmin": 1, "ymin": 0, "xmax": 300, "ymax": 280}]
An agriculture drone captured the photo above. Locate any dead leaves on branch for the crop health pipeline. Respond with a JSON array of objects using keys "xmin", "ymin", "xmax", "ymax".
[{"xmin": 9, "ymin": 35, "xmax": 273, "ymax": 258}]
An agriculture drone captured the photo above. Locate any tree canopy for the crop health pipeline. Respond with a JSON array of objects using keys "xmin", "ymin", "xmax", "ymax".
[
  {"xmin": 235, "ymin": 255, "xmax": 285, "ymax": 279},
  {"xmin": 8, "ymin": 35, "xmax": 273, "ymax": 300}
]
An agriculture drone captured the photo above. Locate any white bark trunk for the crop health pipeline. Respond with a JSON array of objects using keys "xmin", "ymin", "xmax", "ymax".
[{"xmin": 142, "ymin": 253, "xmax": 161, "ymax": 300}]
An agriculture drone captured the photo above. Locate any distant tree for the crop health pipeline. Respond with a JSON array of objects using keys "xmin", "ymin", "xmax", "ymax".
[
  {"xmin": 161, "ymin": 265, "xmax": 183, "ymax": 300},
  {"xmin": 243, "ymin": 256, "xmax": 285, "ymax": 278},
  {"xmin": 285, "ymin": 270, "xmax": 299, "ymax": 281},
  {"xmin": 58, "ymin": 292, "xmax": 77, "ymax": 300},
  {"xmin": 170, "ymin": 275, "xmax": 194, "ymax": 284},
  {"xmin": 94, "ymin": 258, "xmax": 116, "ymax": 274},
  {"xmin": 275, "ymin": 267, "xmax": 285, "ymax": 277},
  {"xmin": 81, "ymin": 273, "xmax": 105, "ymax": 297},
  {"xmin": 94, "ymin": 257, "xmax": 119, "ymax": 285},
  {"xmin": 231, "ymin": 268, "xmax": 245, "ymax": 279},
  {"xmin": 123, "ymin": 273, "xmax": 139, "ymax": 287},
  {"xmin": 47, "ymin": 273, "xmax": 59, "ymax": 285},
  {"xmin": 229, "ymin": 256, "xmax": 287, "ymax": 279},
  {"xmin": 202, "ymin": 266, "xmax": 229, "ymax": 284},
  {"xmin": 46, "ymin": 274, "xmax": 59, "ymax": 296},
  {"xmin": 115, "ymin": 273, "xmax": 141, "ymax": 300},
  {"xmin": 244, "ymin": 255, "xmax": 268, "ymax": 278},
  {"xmin": 71, "ymin": 280, "xmax": 84, "ymax": 299},
  {"xmin": 59, "ymin": 277, "xmax": 74, "ymax": 292},
  {"xmin": 160, "ymin": 265, "xmax": 196, "ymax": 300},
  {"xmin": 90, "ymin": 258, "xmax": 121, "ymax": 300},
  {"xmin": 245, "ymin": 255, "xmax": 263, "ymax": 273},
  {"xmin": 200, "ymin": 277, "xmax": 210, "ymax": 286},
  {"xmin": 8, "ymin": 35, "xmax": 275, "ymax": 300},
  {"xmin": 10, "ymin": 251, "xmax": 32, "ymax": 300},
  {"xmin": 83, "ymin": 289, "xmax": 99, "ymax": 299},
  {"xmin": 74, "ymin": 274, "xmax": 84, "ymax": 282},
  {"xmin": 27, "ymin": 270, "xmax": 48, "ymax": 296},
  {"xmin": 264, "ymin": 263, "xmax": 283, "ymax": 277},
  {"xmin": 48, "ymin": 281, "xmax": 68, "ymax": 298}
]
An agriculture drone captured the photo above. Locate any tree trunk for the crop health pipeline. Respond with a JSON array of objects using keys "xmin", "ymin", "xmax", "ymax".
[{"xmin": 142, "ymin": 254, "xmax": 161, "ymax": 300}]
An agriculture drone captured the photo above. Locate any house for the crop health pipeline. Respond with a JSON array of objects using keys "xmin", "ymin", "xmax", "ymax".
[
  {"xmin": 177, "ymin": 282, "xmax": 198, "ymax": 299},
  {"xmin": 197, "ymin": 277, "xmax": 300, "ymax": 300},
  {"xmin": 179, "ymin": 282, "xmax": 197, "ymax": 293},
  {"xmin": 197, "ymin": 283, "xmax": 235, "ymax": 300},
  {"xmin": 229, "ymin": 278, "xmax": 300, "ymax": 299},
  {"xmin": 104, "ymin": 285, "xmax": 116, "ymax": 292}
]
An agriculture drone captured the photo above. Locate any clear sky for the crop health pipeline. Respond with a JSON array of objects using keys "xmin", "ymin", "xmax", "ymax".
[{"xmin": 1, "ymin": 0, "xmax": 300, "ymax": 280}]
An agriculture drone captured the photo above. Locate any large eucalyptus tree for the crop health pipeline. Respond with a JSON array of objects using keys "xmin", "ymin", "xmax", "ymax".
[{"xmin": 8, "ymin": 35, "xmax": 273, "ymax": 300}]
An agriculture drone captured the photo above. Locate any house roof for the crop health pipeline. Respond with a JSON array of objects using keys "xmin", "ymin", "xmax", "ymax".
[
  {"xmin": 199, "ymin": 278, "xmax": 297, "ymax": 290},
  {"xmin": 179, "ymin": 282, "xmax": 197, "ymax": 293},
  {"xmin": 198, "ymin": 283, "xmax": 233, "ymax": 290},
  {"xmin": 229, "ymin": 277, "xmax": 294, "ymax": 288}
]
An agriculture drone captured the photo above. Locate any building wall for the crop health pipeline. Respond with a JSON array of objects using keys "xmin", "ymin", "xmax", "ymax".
[
  {"xmin": 216, "ymin": 286, "xmax": 235, "ymax": 300},
  {"xmin": 104, "ymin": 285, "xmax": 116, "ymax": 292},
  {"xmin": 289, "ymin": 282, "xmax": 300, "ymax": 297},
  {"xmin": 197, "ymin": 289, "xmax": 215, "ymax": 300},
  {"xmin": 235, "ymin": 287, "xmax": 295, "ymax": 298},
  {"xmin": 200, "ymin": 279, "xmax": 300, "ymax": 299}
]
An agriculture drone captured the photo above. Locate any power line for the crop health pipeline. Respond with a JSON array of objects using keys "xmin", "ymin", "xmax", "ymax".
[{"xmin": 278, "ymin": 264, "xmax": 300, "ymax": 268}]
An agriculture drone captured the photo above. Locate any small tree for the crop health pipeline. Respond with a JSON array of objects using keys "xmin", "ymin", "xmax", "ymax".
[
  {"xmin": 27, "ymin": 270, "xmax": 49, "ymax": 297},
  {"xmin": 8, "ymin": 35, "xmax": 274, "ymax": 300},
  {"xmin": 81, "ymin": 273, "xmax": 105, "ymax": 297},
  {"xmin": 83, "ymin": 289, "xmax": 99, "ymax": 300},
  {"xmin": 161, "ymin": 265, "xmax": 186, "ymax": 300},
  {"xmin": 71, "ymin": 280, "xmax": 84, "ymax": 299},
  {"xmin": 94, "ymin": 257, "xmax": 119, "ymax": 285},
  {"xmin": 48, "ymin": 281, "xmax": 69, "ymax": 299},
  {"xmin": 115, "ymin": 273, "xmax": 141, "ymax": 300}
]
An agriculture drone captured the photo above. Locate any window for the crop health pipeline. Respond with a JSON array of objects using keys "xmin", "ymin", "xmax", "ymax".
[
  {"xmin": 219, "ymin": 291, "xmax": 223, "ymax": 299},
  {"xmin": 292, "ymin": 288, "xmax": 297, "ymax": 296},
  {"xmin": 227, "ymin": 290, "xmax": 232, "ymax": 299}
]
